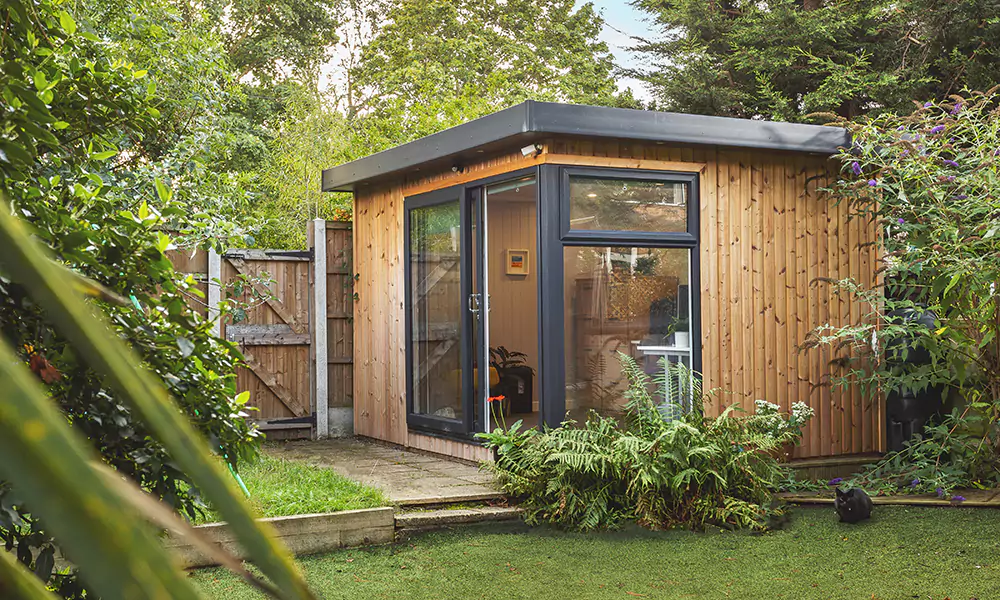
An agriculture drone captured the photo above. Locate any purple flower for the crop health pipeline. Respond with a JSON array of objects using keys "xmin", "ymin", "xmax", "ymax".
[
  {"xmin": 953, "ymin": 194, "xmax": 968, "ymax": 200},
  {"xmin": 924, "ymin": 101, "xmax": 934, "ymax": 108},
  {"xmin": 936, "ymin": 487, "xmax": 945, "ymax": 498},
  {"xmin": 951, "ymin": 495, "xmax": 967, "ymax": 503},
  {"xmin": 943, "ymin": 159, "xmax": 959, "ymax": 168},
  {"xmin": 994, "ymin": 149, "xmax": 1000, "ymax": 156},
  {"xmin": 868, "ymin": 179, "xmax": 878, "ymax": 187},
  {"xmin": 946, "ymin": 175, "xmax": 956, "ymax": 182},
  {"xmin": 930, "ymin": 125, "xmax": 945, "ymax": 134},
  {"xmin": 898, "ymin": 218, "xmax": 905, "ymax": 225},
  {"xmin": 851, "ymin": 162, "xmax": 862, "ymax": 175},
  {"xmin": 828, "ymin": 477, "xmax": 844, "ymax": 486},
  {"xmin": 910, "ymin": 478, "xmax": 920, "ymax": 488},
  {"xmin": 951, "ymin": 103, "xmax": 963, "ymax": 115},
  {"xmin": 897, "ymin": 125, "xmax": 905, "ymax": 131}
]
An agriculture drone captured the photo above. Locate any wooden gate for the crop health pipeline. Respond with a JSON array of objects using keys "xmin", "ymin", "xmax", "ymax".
[
  {"xmin": 219, "ymin": 249, "xmax": 314, "ymax": 436},
  {"xmin": 167, "ymin": 220, "xmax": 353, "ymax": 440}
]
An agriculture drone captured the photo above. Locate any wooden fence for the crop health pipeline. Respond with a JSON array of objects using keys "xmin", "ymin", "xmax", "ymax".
[{"xmin": 167, "ymin": 220, "xmax": 353, "ymax": 440}]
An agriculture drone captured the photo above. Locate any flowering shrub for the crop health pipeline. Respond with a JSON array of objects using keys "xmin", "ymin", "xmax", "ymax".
[
  {"xmin": 750, "ymin": 400, "xmax": 815, "ymax": 443},
  {"xmin": 806, "ymin": 90, "xmax": 1000, "ymax": 492}
]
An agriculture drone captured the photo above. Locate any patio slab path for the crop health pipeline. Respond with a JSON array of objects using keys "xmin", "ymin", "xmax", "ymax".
[{"xmin": 266, "ymin": 437, "xmax": 501, "ymax": 506}]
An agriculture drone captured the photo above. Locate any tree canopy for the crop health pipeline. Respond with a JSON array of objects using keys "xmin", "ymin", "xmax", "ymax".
[
  {"xmin": 348, "ymin": 0, "xmax": 636, "ymax": 150},
  {"xmin": 631, "ymin": 0, "xmax": 1000, "ymax": 121}
]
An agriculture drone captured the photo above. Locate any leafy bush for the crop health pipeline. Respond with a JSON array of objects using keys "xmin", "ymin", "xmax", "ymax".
[
  {"xmin": 478, "ymin": 354, "xmax": 809, "ymax": 532},
  {"xmin": 847, "ymin": 408, "xmax": 999, "ymax": 499},
  {"xmin": 1, "ymin": 0, "xmax": 259, "ymax": 594},
  {"xmin": 805, "ymin": 90, "xmax": 1000, "ymax": 491}
]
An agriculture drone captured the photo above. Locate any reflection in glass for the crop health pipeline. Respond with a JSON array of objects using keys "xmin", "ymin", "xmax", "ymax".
[
  {"xmin": 409, "ymin": 201, "xmax": 463, "ymax": 420},
  {"xmin": 569, "ymin": 176, "xmax": 687, "ymax": 233},
  {"xmin": 563, "ymin": 246, "xmax": 692, "ymax": 421}
]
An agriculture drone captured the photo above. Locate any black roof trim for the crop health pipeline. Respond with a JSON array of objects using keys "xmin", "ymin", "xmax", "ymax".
[{"xmin": 322, "ymin": 101, "xmax": 850, "ymax": 192}]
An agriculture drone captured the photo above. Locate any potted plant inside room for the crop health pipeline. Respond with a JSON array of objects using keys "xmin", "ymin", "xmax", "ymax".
[{"xmin": 489, "ymin": 346, "xmax": 535, "ymax": 415}]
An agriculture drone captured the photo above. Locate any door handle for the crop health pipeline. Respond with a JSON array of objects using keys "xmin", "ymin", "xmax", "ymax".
[{"xmin": 468, "ymin": 293, "xmax": 481, "ymax": 314}]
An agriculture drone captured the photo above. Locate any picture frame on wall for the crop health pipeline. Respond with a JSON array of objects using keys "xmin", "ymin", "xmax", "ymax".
[{"xmin": 506, "ymin": 249, "xmax": 529, "ymax": 276}]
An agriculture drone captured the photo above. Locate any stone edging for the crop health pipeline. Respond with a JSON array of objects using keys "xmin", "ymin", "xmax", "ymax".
[
  {"xmin": 169, "ymin": 507, "xmax": 395, "ymax": 568},
  {"xmin": 173, "ymin": 505, "xmax": 524, "ymax": 568}
]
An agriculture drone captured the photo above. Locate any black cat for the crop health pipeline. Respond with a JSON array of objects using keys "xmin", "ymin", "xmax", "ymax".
[{"xmin": 834, "ymin": 487, "xmax": 873, "ymax": 523}]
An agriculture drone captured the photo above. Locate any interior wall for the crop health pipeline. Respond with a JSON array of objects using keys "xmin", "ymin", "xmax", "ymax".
[{"xmin": 486, "ymin": 197, "xmax": 540, "ymax": 411}]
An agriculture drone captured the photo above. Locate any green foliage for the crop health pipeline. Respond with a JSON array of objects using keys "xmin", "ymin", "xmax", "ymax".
[
  {"xmin": 805, "ymin": 91, "xmax": 1000, "ymax": 481},
  {"xmin": 209, "ymin": 0, "xmax": 342, "ymax": 84},
  {"xmin": 0, "ymin": 201, "xmax": 314, "ymax": 599},
  {"xmin": 1, "ymin": 0, "xmax": 261, "ymax": 594},
  {"xmin": 632, "ymin": 0, "xmax": 1000, "ymax": 121},
  {"xmin": 846, "ymin": 409, "xmax": 1000, "ymax": 498},
  {"xmin": 350, "ymin": 0, "xmax": 636, "ymax": 149},
  {"xmin": 478, "ymin": 354, "xmax": 808, "ymax": 532},
  {"xmin": 252, "ymin": 87, "xmax": 354, "ymax": 248}
]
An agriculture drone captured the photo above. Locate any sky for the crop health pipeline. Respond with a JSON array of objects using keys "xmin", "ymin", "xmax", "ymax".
[{"xmin": 585, "ymin": 0, "xmax": 658, "ymax": 102}]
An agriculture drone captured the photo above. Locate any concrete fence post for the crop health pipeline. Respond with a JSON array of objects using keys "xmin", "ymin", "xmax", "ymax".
[
  {"xmin": 312, "ymin": 219, "xmax": 329, "ymax": 438},
  {"xmin": 207, "ymin": 247, "xmax": 222, "ymax": 339}
]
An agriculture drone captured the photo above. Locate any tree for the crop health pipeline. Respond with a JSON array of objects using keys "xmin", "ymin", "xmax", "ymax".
[
  {"xmin": 349, "ymin": 0, "xmax": 637, "ymax": 149},
  {"xmin": 631, "ymin": 0, "xmax": 1000, "ymax": 121},
  {"xmin": 1, "ymin": 0, "xmax": 259, "ymax": 594},
  {"xmin": 253, "ymin": 87, "xmax": 354, "ymax": 248}
]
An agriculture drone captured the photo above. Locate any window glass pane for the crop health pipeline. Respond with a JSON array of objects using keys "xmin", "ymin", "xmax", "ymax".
[
  {"xmin": 563, "ymin": 246, "xmax": 692, "ymax": 422},
  {"xmin": 409, "ymin": 201, "xmax": 463, "ymax": 420},
  {"xmin": 569, "ymin": 176, "xmax": 687, "ymax": 233}
]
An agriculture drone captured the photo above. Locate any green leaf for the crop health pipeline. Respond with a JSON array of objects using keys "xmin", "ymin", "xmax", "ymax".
[
  {"xmin": 59, "ymin": 10, "xmax": 77, "ymax": 35},
  {"xmin": 155, "ymin": 231, "xmax": 173, "ymax": 252},
  {"xmin": 154, "ymin": 177, "xmax": 173, "ymax": 202},
  {"xmin": 33, "ymin": 70, "xmax": 48, "ymax": 91},
  {"xmin": 235, "ymin": 391, "xmax": 251, "ymax": 405},
  {"xmin": 92, "ymin": 150, "xmax": 117, "ymax": 161},
  {"xmin": 0, "ymin": 550, "xmax": 60, "ymax": 599},
  {"xmin": 138, "ymin": 201, "xmax": 150, "ymax": 220},
  {"xmin": 133, "ymin": 69, "xmax": 148, "ymax": 79},
  {"xmin": 0, "ymin": 201, "xmax": 315, "ymax": 599},
  {"xmin": 52, "ymin": 121, "xmax": 70, "ymax": 130}
]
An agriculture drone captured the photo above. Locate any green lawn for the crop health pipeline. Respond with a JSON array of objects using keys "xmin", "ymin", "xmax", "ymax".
[
  {"xmin": 193, "ymin": 505, "xmax": 1000, "ymax": 599},
  {"xmin": 196, "ymin": 453, "xmax": 390, "ymax": 524}
]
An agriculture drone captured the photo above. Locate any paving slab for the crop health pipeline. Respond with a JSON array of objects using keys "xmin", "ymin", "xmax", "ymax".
[{"xmin": 267, "ymin": 437, "xmax": 501, "ymax": 506}]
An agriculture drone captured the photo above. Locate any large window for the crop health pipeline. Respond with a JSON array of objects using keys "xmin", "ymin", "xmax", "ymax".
[
  {"xmin": 557, "ymin": 167, "xmax": 698, "ymax": 423},
  {"xmin": 563, "ymin": 246, "xmax": 692, "ymax": 421}
]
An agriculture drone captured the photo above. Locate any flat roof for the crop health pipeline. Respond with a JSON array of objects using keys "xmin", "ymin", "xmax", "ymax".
[{"xmin": 322, "ymin": 101, "xmax": 850, "ymax": 192}]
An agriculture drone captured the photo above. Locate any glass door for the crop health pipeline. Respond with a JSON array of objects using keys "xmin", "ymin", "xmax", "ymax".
[
  {"xmin": 405, "ymin": 186, "xmax": 473, "ymax": 434},
  {"xmin": 404, "ymin": 185, "xmax": 488, "ymax": 435}
]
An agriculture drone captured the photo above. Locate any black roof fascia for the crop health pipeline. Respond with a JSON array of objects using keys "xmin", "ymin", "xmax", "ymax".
[{"xmin": 322, "ymin": 101, "xmax": 850, "ymax": 192}]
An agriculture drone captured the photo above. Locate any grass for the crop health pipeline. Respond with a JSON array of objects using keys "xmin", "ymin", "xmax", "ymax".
[
  {"xmin": 193, "ymin": 505, "xmax": 1000, "ymax": 599},
  {"xmin": 195, "ymin": 453, "xmax": 390, "ymax": 524}
]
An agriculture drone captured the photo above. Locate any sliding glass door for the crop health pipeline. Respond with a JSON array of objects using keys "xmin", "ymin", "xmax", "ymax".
[{"xmin": 404, "ymin": 185, "xmax": 489, "ymax": 435}]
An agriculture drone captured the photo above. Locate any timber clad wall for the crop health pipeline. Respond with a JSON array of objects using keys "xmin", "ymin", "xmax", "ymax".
[{"xmin": 353, "ymin": 137, "xmax": 879, "ymax": 460}]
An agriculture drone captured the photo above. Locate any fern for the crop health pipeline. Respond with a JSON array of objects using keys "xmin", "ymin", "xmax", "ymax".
[{"xmin": 479, "ymin": 353, "xmax": 803, "ymax": 532}]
